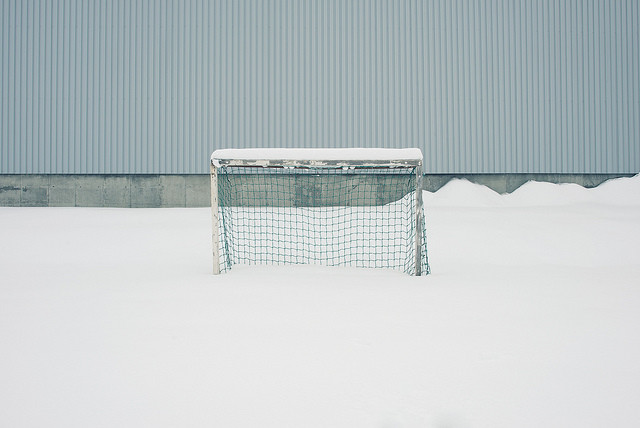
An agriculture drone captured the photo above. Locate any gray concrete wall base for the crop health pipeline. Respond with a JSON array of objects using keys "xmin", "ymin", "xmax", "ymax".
[
  {"xmin": 0, "ymin": 175, "xmax": 211, "ymax": 208},
  {"xmin": 0, "ymin": 173, "xmax": 636, "ymax": 207}
]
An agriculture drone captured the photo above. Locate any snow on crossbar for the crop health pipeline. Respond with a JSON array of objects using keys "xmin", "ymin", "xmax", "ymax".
[{"xmin": 211, "ymin": 148, "xmax": 423, "ymax": 168}]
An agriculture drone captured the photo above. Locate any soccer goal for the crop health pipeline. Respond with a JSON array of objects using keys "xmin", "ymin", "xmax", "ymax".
[{"xmin": 210, "ymin": 148, "xmax": 430, "ymax": 276}]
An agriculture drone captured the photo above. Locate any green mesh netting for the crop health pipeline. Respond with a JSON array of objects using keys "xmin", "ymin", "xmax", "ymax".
[{"xmin": 216, "ymin": 166, "xmax": 429, "ymax": 275}]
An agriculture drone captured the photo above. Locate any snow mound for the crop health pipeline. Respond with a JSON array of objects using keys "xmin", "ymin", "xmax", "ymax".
[
  {"xmin": 588, "ymin": 174, "xmax": 640, "ymax": 206},
  {"xmin": 425, "ymin": 174, "xmax": 640, "ymax": 208},
  {"xmin": 505, "ymin": 181, "xmax": 592, "ymax": 207},
  {"xmin": 423, "ymin": 179, "xmax": 503, "ymax": 208}
]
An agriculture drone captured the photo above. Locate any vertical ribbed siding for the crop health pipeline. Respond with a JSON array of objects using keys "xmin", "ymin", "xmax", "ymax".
[{"xmin": 0, "ymin": 0, "xmax": 638, "ymax": 174}]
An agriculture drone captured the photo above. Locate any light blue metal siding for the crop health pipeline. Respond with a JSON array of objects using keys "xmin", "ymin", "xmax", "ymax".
[{"xmin": 0, "ymin": 0, "xmax": 638, "ymax": 174}]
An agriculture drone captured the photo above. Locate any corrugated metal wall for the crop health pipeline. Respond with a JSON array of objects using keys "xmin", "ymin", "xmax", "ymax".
[{"xmin": 1, "ymin": 0, "xmax": 638, "ymax": 174}]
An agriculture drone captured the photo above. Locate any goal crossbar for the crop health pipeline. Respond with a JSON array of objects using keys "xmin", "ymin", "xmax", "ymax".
[
  {"xmin": 214, "ymin": 158, "xmax": 422, "ymax": 169},
  {"xmin": 211, "ymin": 148, "xmax": 423, "ymax": 169}
]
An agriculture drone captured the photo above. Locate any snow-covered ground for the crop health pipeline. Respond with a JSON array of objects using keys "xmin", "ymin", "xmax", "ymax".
[{"xmin": 1, "ymin": 176, "xmax": 639, "ymax": 427}]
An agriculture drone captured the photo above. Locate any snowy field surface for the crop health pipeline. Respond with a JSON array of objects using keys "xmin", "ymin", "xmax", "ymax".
[{"xmin": 1, "ymin": 176, "xmax": 640, "ymax": 427}]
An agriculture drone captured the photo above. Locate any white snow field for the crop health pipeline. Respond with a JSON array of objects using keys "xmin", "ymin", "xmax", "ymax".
[{"xmin": 1, "ymin": 176, "xmax": 640, "ymax": 427}]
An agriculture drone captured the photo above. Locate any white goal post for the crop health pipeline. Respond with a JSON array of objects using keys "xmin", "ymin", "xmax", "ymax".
[{"xmin": 210, "ymin": 148, "xmax": 429, "ymax": 276}]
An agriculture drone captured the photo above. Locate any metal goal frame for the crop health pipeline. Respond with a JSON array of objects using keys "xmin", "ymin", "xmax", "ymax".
[{"xmin": 210, "ymin": 153, "xmax": 425, "ymax": 275}]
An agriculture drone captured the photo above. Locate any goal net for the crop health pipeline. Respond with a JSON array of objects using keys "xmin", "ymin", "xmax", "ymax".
[{"xmin": 210, "ymin": 149, "xmax": 430, "ymax": 276}]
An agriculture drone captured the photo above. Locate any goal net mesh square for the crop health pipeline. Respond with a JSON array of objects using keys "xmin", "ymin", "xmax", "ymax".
[{"xmin": 215, "ymin": 165, "xmax": 430, "ymax": 275}]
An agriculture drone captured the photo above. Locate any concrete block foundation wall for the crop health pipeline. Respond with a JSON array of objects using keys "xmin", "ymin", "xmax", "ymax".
[
  {"xmin": 0, "ymin": 173, "xmax": 634, "ymax": 207},
  {"xmin": 0, "ymin": 175, "xmax": 210, "ymax": 208}
]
